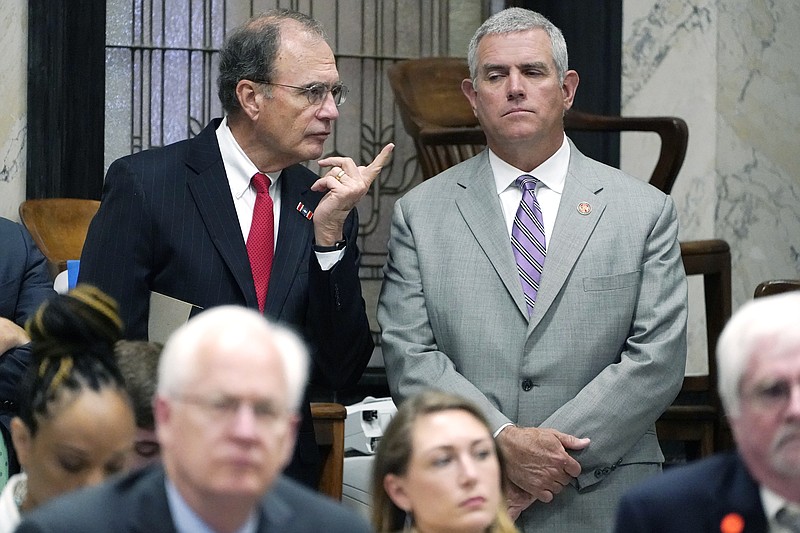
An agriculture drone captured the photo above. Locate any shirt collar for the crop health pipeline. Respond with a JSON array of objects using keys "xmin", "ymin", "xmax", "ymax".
[
  {"xmin": 165, "ymin": 477, "xmax": 258, "ymax": 533},
  {"xmin": 490, "ymin": 134, "xmax": 570, "ymax": 195},
  {"xmin": 761, "ymin": 485, "xmax": 800, "ymax": 523},
  {"xmin": 216, "ymin": 116, "xmax": 280, "ymax": 199}
]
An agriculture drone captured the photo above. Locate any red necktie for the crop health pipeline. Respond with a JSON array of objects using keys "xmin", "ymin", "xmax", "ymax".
[{"xmin": 246, "ymin": 172, "xmax": 274, "ymax": 312}]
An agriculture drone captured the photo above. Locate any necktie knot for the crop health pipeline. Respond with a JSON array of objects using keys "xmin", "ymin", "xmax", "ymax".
[
  {"xmin": 252, "ymin": 172, "xmax": 270, "ymax": 194},
  {"xmin": 516, "ymin": 174, "xmax": 539, "ymax": 192},
  {"xmin": 777, "ymin": 506, "xmax": 800, "ymax": 533}
]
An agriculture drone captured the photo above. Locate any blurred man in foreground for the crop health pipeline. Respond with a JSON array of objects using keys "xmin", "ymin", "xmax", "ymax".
[
  {"xmin": 614, "ymin": 292, "xmax": 800, "ymax": 532},
  {"xmin": 16, "ymin": 306, "xmax": 372, "ymax": 533}
]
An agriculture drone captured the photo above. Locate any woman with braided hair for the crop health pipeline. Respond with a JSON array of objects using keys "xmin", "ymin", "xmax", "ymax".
[{"xmin": 0, "ymin": 285, "xmax": 135, "ymax": 532}]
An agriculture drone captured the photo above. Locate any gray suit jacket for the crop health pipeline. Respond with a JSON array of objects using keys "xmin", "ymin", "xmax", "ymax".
[
  {"xmin": 377, "ymin": 141, "xmax": 688, "ymax": 532},
  {"xmin": 15, "ymin": 465, "xmax": 373, "ymax": 533}
]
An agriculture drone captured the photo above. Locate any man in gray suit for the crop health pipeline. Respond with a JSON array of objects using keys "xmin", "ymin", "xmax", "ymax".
[
  {"xmin": 378, "ymin": 7, "xmax": 688, "ymax": 532},
  {"xmin": 16, "ymin": 306, "xmax": 372, "ymax": 533}
]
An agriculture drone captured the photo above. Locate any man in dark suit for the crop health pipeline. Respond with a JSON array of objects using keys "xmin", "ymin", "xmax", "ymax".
[
  {"xmin": 16, "ymin": 305, "xmax": 372, "ymax": 533},
  {"xmin": 614, "ymin": 292, "xmax": 800, "ymax": 533},
  {"xmin": 0, "ymin": 217, "xmax": 55, "ymax": 476},
  {"xmin": 79, "ymin": 9, "xmax": 392, "ymax": 487}
]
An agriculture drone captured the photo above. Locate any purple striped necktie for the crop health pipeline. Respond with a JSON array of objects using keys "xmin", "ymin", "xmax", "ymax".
[{"xmin": 511, "ymin": 174, "xmax": 546, "ymax": 316}]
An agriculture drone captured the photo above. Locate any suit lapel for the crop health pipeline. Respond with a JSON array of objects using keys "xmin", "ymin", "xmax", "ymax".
[
  {"xmin": 454, "ymin": 152, "xmax": 529, "ymax": 318},
  {"xmin": 528, "ymin": 141, "xmax": 607, "ymax": 330},
  {"xmin": 712, "ymin": 454, "xmax": 768, "ymax": 532},
  {"xmin": 265, "ymin": 165, "xmax": 317, "ymax": 317},
  {"xmin": 257, "ymin": 478, "xmax": 295, "ymax": 532},
  {"xmin": 185, "ymin": 120, "xmax": 258, "ymax": 307},
  {"xmin": 130, "ymin": 467, "xmax": 178, "ymax": 533}
]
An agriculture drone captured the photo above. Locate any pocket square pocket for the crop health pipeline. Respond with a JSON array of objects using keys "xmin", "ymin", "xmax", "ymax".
[{"xmin": 583, "ymin": 270, "xmax": 641, "ymax": 292}]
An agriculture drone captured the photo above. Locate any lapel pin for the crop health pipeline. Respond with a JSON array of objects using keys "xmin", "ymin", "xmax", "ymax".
[
  {"xmin": 577, "ymin": 202, "xmax": 592, "ymax": 215},
  {"xmin": 296, "ymin": 202, "xmax": 313, "ymax": 220}
]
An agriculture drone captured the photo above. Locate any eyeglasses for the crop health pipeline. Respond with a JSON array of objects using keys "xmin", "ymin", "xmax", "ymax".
[
  {"xmin": 743, "ymin": 379, "xmax": 800, "ymax": 411},
  {"xmin": 254, "ymin": 80, "xmax": 349, "ymax": 107},
  {"xmin": 174, "ymin": 394, "xmax": 288, "ymax": 425}
]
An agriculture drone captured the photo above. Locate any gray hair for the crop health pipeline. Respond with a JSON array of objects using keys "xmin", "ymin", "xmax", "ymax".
[
  {"xmin": 217, "ymin": 9, "xmax": 326, "ymax": 114},
  {"xmin": 467, "ymin": 7, "xmax": 568, "ymax": 85},
  {"xmin": 157, "ymin": 306, "xmax": 309, "ymax": 412},
  {"xmin": 717, "ymin": 292, "xmax": 800, "ymax": 417}
]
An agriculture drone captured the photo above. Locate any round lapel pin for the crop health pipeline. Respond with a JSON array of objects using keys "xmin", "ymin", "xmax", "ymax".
[{"xmin": 577, "ymin": 202, "xmax": 592, "ymax": 215}]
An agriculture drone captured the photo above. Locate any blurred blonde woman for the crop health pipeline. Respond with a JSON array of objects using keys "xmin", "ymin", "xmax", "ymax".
[
  {"xmin": 0, "ymin": 286, "xmax": 135, "ymax": 532},
  {"xmin": 372, "ymin": 390, "xmax": 518, "ymax": 533}
]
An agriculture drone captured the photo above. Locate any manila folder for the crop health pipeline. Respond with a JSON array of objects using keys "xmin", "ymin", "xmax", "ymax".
[{"xmin": 148, "ymin": 291, "xmax": 202, "ymax": 343}]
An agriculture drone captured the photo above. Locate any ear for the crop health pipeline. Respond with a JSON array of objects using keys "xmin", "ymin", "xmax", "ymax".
[
  {"xmin": 561, "ymin": 70, "xmax": 579, "ymax": 111},
  {"xmin": 235, "ymin": 79, "xmax": 264, "ymax": 121},
  {"xmin": 461, "ymin": 78, "xmax": 479, "ymax": 117},
  {"xmin": 153, "ymin": 395, "xmax": 172, "ymax": 445},
  {"xmin": 383, "ymin": 473, "xmax": 412, "ymax": 512},
  {"xmin": 277, "ymin": 414, "xmax": 300, "ymax": 469},
  {"xmin": 727, "ymin": 414, "xmax": 743, "ymax": 443},
  {"xmin": 10, "ymin": 417, "xmax": 32, "ymax": 469}
]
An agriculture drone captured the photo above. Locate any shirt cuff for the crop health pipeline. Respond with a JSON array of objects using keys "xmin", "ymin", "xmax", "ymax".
[
  {"xmin": 315, "ymin": 247, "xmax": 346, "ymax": 271},
  {"xmin": 493, "ymin": 422, "xmax": 514, "ymax": 439}
]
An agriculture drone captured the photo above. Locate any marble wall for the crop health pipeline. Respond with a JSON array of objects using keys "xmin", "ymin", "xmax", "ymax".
[
  {"xmin": 621, "ymin": 0, "xmax": 800, "ymax": 373},
  {"xmin": 0, "ymin": 1, "xmax": 26, "ymax": 222}
]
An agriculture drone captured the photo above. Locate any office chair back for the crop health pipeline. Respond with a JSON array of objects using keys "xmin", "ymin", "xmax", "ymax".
[{"xmin": 18, "ymin": 198, "xmax": 100, "ymax": 279}]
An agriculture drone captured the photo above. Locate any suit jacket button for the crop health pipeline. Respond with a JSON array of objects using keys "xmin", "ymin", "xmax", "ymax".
[{"xmin": 521, "ymin": 379, "xmax": 533, "ymax": 391}]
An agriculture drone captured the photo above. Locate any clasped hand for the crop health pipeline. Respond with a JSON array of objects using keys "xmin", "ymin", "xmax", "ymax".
[
  {"xmin": 0, "ymin": 317, "xmax": 30, "ymax": 355},
  {"xmin": 498, "ymin": 425, "xmax": 590, "ymax": 517}
]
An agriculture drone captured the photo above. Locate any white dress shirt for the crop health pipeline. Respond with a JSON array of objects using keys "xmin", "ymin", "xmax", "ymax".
[
  {"xmin": 491, "ymin": 134, "xmax": 570, "ymax": 246},
  {"xmin": 215, "ymin": 117, "xmax": 342, "ymax": 270},
  {"xmin": 762, "ymin": 486, "xmax": 800, "ymax": 533}
]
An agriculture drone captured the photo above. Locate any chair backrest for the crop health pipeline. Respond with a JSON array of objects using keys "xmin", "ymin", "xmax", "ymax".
[
  {"xmin": 562, "ymin": 109, "xmax": 688, "ymax": 194},
  {"xmin": 387, "ymin": 57, "xmax": 689, "ymax": 193},
  {"xmin": 387, "ymin": 57, "xmax": 484, "ymax": 180},
  {"xmin": 753, "ymin": 279, "xmax": 800, "ymax": 298},
  {"xmin": 18, "ymin": 198, "xmax": 101, "ymax": 278}
]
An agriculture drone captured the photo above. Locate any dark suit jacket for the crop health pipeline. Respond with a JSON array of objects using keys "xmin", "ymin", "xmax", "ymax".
[
  {"xmin": 613, "ymin": 452, "xmax": 769, "ymax": 533},
  {"xmin": 78, "ymin": 119, "xmax": 373, "ymax": 486},
  {"xmin": 0, "ymin": 217, "xmax": 55, "ymax": 473},
  {"xmin": 15, "ymin": 465, "xmax": 373, "ymax": 533}
]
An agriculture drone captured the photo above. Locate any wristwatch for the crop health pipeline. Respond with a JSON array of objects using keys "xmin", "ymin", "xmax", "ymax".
[{"xmin": 312, "ymin": 239, "xmax": 346, "ymax": 252}]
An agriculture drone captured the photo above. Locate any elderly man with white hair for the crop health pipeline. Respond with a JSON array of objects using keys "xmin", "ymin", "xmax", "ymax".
[
  {"xmin": 614, "ymin": 292, "xmax": 800, "ymax": 533},
  {"xmin": 15, "ymin": 305, "xmax": 372, "ymax": 533}
]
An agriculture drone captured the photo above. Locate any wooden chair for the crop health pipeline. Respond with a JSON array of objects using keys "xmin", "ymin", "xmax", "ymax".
[
  {"xmin": 311, "ymin": 402, "xmax": 347, "ymax": 500},
  {"xmin": 388, "ymin": 56, "xmax": 731, "ymax": 460},
  {"xmin": 18, "ymin": 198, "xmax": 100, "ymax": 279},
  {"xmin": 753, "ymin": 279, "xmax": 800, "ymax": 298},
  {"xmin": 387, "ymin": 57, "xmax": 688, "ymax": 192},
  {"xmin": 387, "ymin": 57, "xmax": 485, "ymax": 180},
  {"xmin": 656, "ymin": 240, "xmax": 733, "ymax": 458}
]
